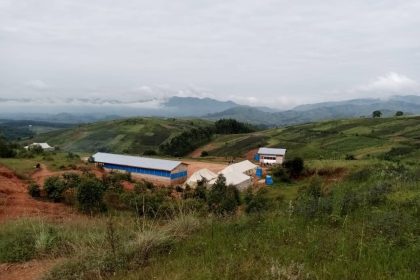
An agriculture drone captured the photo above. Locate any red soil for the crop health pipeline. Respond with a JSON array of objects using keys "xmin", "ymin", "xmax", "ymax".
[
  {"xmin": 0, "ymin": 259, "xmax": 61, "ymax": 280},
  {"xmin": 0, "ymin": 165, "xmax": 78, "ymax": 223}
]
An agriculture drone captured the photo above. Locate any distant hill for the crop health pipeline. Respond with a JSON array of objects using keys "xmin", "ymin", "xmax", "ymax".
[
  {"xmin": 206, "ymin": 95, "xmax": 420, "ymax": 126},
  {"xmin": 162, "ymin": 96, "xmax": 238, "ymax": 116},
  {"xmin": 31, "ymin": 117, "xmax": 212, "ymax": 154}
]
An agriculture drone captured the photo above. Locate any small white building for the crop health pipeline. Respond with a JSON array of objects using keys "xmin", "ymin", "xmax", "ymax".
[
  {"xmin": 24, "ymin": 142, "xmax": 55, "ymax": 151},
  {"xmin": 257, "ymin": 147, "xmax": 287, "ymax": 165}
]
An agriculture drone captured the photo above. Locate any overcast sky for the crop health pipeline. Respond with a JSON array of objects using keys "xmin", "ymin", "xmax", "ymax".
[{"xmin": 1, "ymin": 0, "xmax": 420, "ymax": 109}]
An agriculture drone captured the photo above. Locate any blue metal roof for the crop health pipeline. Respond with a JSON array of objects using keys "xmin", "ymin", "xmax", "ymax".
[{"xmin": 92, "ymin": 152, "xmax": 184, "ymax": 171}]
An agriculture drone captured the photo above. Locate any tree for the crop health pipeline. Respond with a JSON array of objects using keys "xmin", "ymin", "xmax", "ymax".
[
  {"xmin": 207, "ymin": 175, "xmax": 240, "ymax": 216},
  {"xmin": 395, "ymin": 111, "xmax": 403, "ymax": 117},
  {"xmin": 244, "ymin": 188, "xmax": 270, "ymax": 214},
  {"xmin": 372, "ymin": 110, "xmax": 382, "ymax": 118},
  {"xmin": 77, "ymin": 176, "xmax": 106, "ymax": 213}
]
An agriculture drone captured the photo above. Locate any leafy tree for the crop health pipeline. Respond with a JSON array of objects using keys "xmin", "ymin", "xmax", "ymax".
[
  {"xmin": 207, "ymin": 175, "xmax": 240, "ymax": 216},
  {"xmin": 372, "ymin": 110, "xmax": 382, "ymax": 118},
  {"xmin": 395, "ymin": 111, "xmax": 403, "ymax": 117},
  {"xmin": 77, "ymin": 176, "xmax": 106, "ymax": 213}
]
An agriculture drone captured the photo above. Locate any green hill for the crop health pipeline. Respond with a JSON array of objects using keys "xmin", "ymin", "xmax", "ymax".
[
  {"xmin": 202, "ymin": 116, "xmax": 420, "ymax": 160},
  {"xmin": 31, "ymin": 117, "xmax": 212, "ymax": 154}
]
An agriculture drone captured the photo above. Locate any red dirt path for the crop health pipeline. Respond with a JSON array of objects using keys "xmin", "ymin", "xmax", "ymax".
[
  {"xmin": 0, "ymin": 259, "xmax": 61, "ymax": 280},
  {"xmin": 0, "ymin": 165, "xmax": 78, "ymax": 223}
]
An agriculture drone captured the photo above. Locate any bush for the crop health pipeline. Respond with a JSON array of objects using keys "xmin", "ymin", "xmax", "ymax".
[
  {"xmin": 0, "ymin": 222, "xmax": 35, "ymax": 262},
  {"xmin": 77, "ymin": 176, "xmax": 106, "ymax": 213},
  {"xmin": 345, "ymin": 154, "xmax": 356, "ymax": 160},
  {"xmin": 207, "ymin": 175, "xmax": 240, "ymax": 216},
  {"xmin": 200, "ymin": 151, "xmax": 209, "ymax": 157},
  {"xmin": 244, "ymin": 188, "xmax": 270, "ymax": 214},
  {"xmin": 143, "ymin": 149, "xmax": 157, "ymax": 156},
  {"xmin": 367, "ymin": 183, "xmax": 392, "ymax": 206},
  {"xmin": 271, "ymin": 165, "xmax": 291, "ymax": 183},
  {"xmin": 283, "ymin": 157, "xmax": 304, "ymax": 178},
  {"xmin": 28, "ymin": 182, "xmax": 41, "ymax": 198},
  {"xmin": 44, "ymin": 176, "xmax": 67, "ymax": 202},
  {"xmin": 214, "ymin": 119, "xmax": 255, "ymax": 134},
  {"xmin": 0, "ymin": 137, "xmax": 16, "ymax": 158}
]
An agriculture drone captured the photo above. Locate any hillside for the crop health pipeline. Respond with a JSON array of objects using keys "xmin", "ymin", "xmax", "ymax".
[
  {"xmin": 206, "ymin": 95, "xmax": 420, "ymax": 126},
  {"xmin": 198, "ymin": 116, "xmax": 420, "ymax": 160},
  {"xmin": 31, "ymin": 117, "xmax": 212, "ymax": 154}
]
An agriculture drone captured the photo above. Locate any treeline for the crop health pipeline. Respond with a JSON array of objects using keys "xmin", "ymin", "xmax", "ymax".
[
  {"xmin": 159, "ymin": 119, "xmax": 255, "ymax": 157},
  {"xmin": 159, "ymin": 127, "xmax": 213, "ymax": 157}
]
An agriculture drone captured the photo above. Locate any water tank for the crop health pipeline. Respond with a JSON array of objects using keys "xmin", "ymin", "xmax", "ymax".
[
  {"xmin": 254, "ymin": 153, "xmax": 260, "ymax": 161},
  {"xmin": 265, "ymin": 175, "xmax": 273, "ymax": 185},
  {"xmin": 256, "ymin": 167, "xmax": 263, "ymax": 178}
]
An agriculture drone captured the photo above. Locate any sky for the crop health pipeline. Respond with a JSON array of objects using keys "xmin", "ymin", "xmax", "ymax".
[{"xmin": 1, "ymin": 0, "xmax": 420, "ymax": 109}]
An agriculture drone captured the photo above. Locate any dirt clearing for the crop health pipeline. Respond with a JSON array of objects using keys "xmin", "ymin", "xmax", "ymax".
[
  {"xmin": 0, "ymin": 165, "xmax": 77, "ymax": 223},
  {"xmin": 0, "ymin": 259, "xmax": 61, "ymax": 280},
  {"xmin": 184, "ymin": 160, "xmax": 227, "ymax": 175}
]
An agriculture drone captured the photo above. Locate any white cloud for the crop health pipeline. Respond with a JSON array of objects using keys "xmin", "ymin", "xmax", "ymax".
[
  {"xmin": 25, "ymin": 79, "xmax": 51, "ymax": 90},
  {"xmin": 355, "ymin": 72, "xmax": 419, "ymax": 93}
]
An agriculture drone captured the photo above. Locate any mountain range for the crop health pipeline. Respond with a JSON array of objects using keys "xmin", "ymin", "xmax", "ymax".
[{"xmin": 1, "ymin": 95, "xmax": 419, "ymax": 126}]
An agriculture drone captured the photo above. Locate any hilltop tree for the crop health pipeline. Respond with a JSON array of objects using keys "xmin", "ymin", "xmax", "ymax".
[
  {"xmin": 372, "ymin": 110, "xmax": 382, "ymax": 118},
  {"xmin": 395, "ymin": 111, "xmax": 403, "ymax": 117}
]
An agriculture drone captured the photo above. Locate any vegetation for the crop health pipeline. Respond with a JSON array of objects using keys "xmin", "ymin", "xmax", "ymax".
[
  {"xmin": 0, "ymin": 137, "xmax": 17, "ymax": 158},
  {"xmin": 395, "ymin": 110, "xmax": 404, "ymax": 116},
  {"xmin": 214, "ymin": 118, "xmax": 255, "ymax": 134},
  {"xmin": 1, "ymin": 116, "xmax": 420, "ymax": 280},
  {"xmin": 372, "ymin": 110, "xmax": 382, "ymax": 118},
  {"xmin": 159, "ymin": 127, "xmax": 213, "ymax": 157}
]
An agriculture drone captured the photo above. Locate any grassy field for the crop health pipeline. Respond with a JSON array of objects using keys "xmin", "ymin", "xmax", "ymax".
[
  {"xmin": 206, "ymin": 116, "xmax": 420, "ymax": 161},
  {"xmin": 1, "ymin": 116, "xmax": 419, "ymax": 279}
]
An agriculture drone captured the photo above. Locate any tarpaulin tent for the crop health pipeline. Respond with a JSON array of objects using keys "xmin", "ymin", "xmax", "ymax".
[
  {"xmin": 221, "ymin": 160, "xmax": 257, "ymax": 176},
  {"xmin": 184, "ymin": 168, "xmax": 217, "ymax": 189}
]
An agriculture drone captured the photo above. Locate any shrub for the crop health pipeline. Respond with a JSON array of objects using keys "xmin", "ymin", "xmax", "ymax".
[
  {"xmin": 77, "ymin": 176, "xmax": 106, "ymax": 213},
  {"xmin": 200, "ymin": 150, "xmax": 209, "ymax": 157},
  {"xmin": 143, "ymin": 149, "xmax": 157, "ymax": 156},
  {"xmin": 283, "ymin": 157, "xmax": 304, "ymax": 178},
  {"xmin": 271, "ymin": 165, "xmax": 291, "ymax": 183},
  {"xmin": 28, "ymin": 182, "xmax": 41, "ymax": 198},
  {"xmin": 207, "ymin": 175, "xmax": 240, "ymax": 216},
  {"xmin": 0, "ymin": 222, "xmax": 35, "ymax": 262},
  {"xmin": 345, "ymin": 154, "xmax": 356, "ymax": 160},
  {"xmin": 62, "ymin": 172, "xmax": 81, "ymax": 189},
  {"xmin": 44, "ymin": 176, "xmax": 67, "ymax": 202},
  {"xmin": 244, "ymin": 188, "xmax": 270, "ymax": 214},
  {"xmin": 366, "ymin": 183, "xmax": 392, "ymax": 206}
]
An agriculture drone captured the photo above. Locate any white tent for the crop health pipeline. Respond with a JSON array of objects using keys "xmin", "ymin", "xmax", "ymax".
[
  {"xmin": 222, "ymin": 160, "xmax": 257, "ymax": 176},
  {"xmin": 24, "ymin": 142, "xmax": 54, "ymax": 151},
  {"xmin": 219, "ymin": 170, "xmax": 252, "ymax": 191},
  {"xmin": 184, "ymin": 168, "xmax": 217, "ymax": 189}
]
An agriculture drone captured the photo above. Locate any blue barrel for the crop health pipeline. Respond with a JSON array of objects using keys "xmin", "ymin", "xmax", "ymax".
[
  {"xmin": 254, "ymin": 153, "xmax": 260, "ymax": 161},
  {"xmin": 265, "ymin": 175, "xmax": 273, "ymax": 185},
  {"xmin": 256, "ymin": 167, "xmax": 263, "ymax": 178}
]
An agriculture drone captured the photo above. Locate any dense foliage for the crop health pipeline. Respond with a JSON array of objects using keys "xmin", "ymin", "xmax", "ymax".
[
  {"xmin": 159, "ymin": 127, "xmax": 213, "ymax": 157},
  {"xmin": 0, "ymin": 137, "xmax": 17, "ymax": 158},
  {"xmin": 214, "ymin": 119, "xmax": 254, "ymax": 134}
]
